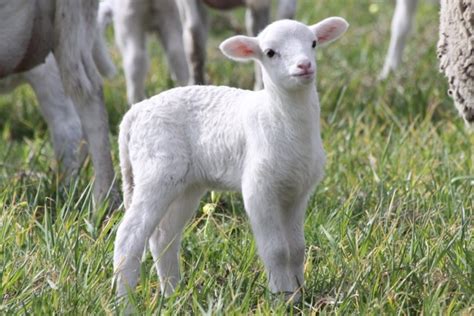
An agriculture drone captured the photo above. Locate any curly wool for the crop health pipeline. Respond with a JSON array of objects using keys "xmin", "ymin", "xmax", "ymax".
[{"xmin": 437, "ymin": 0, "xmax": 474, "ymax": 127}]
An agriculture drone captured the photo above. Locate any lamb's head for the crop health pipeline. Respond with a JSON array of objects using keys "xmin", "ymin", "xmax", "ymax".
[{"xmin": 220, "ymin": 17, "xmax": 349, "ymax": 91}]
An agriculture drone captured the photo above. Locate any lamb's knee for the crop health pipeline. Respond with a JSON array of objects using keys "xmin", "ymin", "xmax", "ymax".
[
  {"xmin": 290, "ymin": 245, "xmax": 305, "ymax": 266},
  {"xmin": 265, "ymin": 245, "xmax": 290, "ymax": 268},
  {"xmin": 115, "ymin": 216, "xmax": 144, "ymax": 254}
]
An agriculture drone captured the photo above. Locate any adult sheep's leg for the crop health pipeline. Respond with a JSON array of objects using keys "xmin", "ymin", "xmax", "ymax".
[
  {"xmin": 241, "ymin": 177, "xmax": 299, "ymax": 298},
  {"xmin": 0, "ymin": 74, "xmax": 24, "ymax": 93},
  {"xmin": 54, "ymin": 0, "xmax": 118, "ymax": 207},
  {"xmin": 176, "ymin": 0, "xmax": 207, "ymax": 85},
  {"xmin": 70, "ymin": 86, "xmax": 117, "ymax": 206},
  {"xmin": 380, "ymin": 0, "xmax": 419, "ymax": 79},
  {"xmin": 149, "ymin": 187, "xmax": 204, "ymax": 296},
  {"xmin": 25, "ymin": 54, "xmax": 87, "ymax": 178},
  {"xmin": 154, "ymin": 0, "xmax": 189, "ymax": 86},
  {"xmin": 93, "ymin": 0, "xmax": 117, "ymax": 79},
  {"xmin": 276, "ymin": 0, "xmax": 296, "ymax": 19},
  {"xmin": 245, "ymin": 0, "xmax": 270, "ymax": 90},
  {"xmin": 114, "ymin": 0, "xmax": 149, "ymax": 104}
]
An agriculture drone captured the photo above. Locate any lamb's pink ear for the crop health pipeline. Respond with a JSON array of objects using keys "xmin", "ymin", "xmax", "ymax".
[
  {"xmin": 219, "ymin": 35, "xmax": 261, "ymax": 62},
  {"xmin": 309, "ymin": 17, "xmax": 349, "ymax": 46}
]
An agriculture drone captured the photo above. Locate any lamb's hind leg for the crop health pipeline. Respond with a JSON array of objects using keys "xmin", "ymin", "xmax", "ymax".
[
  {"xmin": 149, "ymin": 187, "xmax": 204, "ymax": 296},
  {"xmin": 114, "ymin": 178, "xmax": 182, "ymax": 298}
]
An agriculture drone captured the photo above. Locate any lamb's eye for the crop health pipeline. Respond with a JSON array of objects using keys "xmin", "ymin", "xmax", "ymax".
[
  {"xmin": 312, "ymin": 40, "xmax": 317, "ymax": 48},
  {"xmin": 266, "ymin": 49, "xmax": 276, "ymax": 58}
]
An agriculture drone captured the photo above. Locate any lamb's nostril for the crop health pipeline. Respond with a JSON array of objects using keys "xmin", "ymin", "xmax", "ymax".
[{"xmin": 297, "ymin": 61, "xmax": 312, "ymax": 71}]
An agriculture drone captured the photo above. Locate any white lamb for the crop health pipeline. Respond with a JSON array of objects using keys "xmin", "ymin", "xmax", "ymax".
[{"xmin": 113, "ymin": 17, "xmax": 349, "ymax": 301}]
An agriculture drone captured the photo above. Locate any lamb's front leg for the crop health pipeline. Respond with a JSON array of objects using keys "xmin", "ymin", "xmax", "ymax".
[
  {"xmin": 242, "ymin": 181, "xmax": 298, "ymax": 297},
  {"xmin": 282, "ymin": 196, "xmax": 310, "ymax": 301}
]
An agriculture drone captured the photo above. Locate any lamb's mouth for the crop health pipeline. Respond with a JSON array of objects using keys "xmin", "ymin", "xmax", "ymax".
[{"xmin": 292, "ymin": 71, "xmax": 314, "ymax": 78}]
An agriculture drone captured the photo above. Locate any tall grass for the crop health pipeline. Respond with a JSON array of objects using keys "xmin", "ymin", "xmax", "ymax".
[{"xmin": 1, "ymin": 0, "xmax": 472, "ymax": 314}]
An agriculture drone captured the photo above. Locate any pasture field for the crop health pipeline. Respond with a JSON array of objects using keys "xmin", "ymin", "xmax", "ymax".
[{"xmin": 1, "ymin": 0, "xmax": 473, "ymax": 314}]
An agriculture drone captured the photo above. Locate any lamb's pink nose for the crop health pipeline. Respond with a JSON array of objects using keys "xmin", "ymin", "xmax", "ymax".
[{"xmin": 297, "ymin": 60, "xmax": 312, "ymax": 71}]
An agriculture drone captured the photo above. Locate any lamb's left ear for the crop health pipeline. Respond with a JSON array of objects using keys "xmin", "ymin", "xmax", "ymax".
[
  {"xmin": 309, "ymin": 17, "xmax": 349, "ymax": 46},
  {"xmin": 219, "ymin": 35, "xmax": 261, "ymax": 62}
]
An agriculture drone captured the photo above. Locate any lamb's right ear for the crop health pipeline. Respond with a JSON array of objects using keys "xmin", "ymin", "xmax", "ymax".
[{"xmin": 219, "ymin": 35, "xmax": 261, "ymax": 62}]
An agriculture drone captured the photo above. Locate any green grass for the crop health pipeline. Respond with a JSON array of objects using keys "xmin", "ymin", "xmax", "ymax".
[{"xmin": 1, "ymin": 0, "xmax": 473, "ymax": 314}]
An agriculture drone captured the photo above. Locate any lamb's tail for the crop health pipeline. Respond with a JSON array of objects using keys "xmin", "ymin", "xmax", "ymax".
[
  {"xmin": 93, "ymin": 0, "xmax": 116, "ymax": 78},
  {"xmin": 118, "ymin": 111, "xmax": 135, "ymax": 210}
]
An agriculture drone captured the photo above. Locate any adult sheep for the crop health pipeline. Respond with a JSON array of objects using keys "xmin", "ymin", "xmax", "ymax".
[
  {"xmin": 437, "ymin": 0, "xmax": 474, "ymax": 127},
  {"xmin": 0, "ymin": 0, "xmax": 118, "ymax": 206}
]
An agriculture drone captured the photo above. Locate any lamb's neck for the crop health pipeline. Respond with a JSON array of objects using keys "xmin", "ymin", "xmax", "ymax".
[{"xmin": 263, "ymin": 81, "xmax": 320, "ymax": 119}]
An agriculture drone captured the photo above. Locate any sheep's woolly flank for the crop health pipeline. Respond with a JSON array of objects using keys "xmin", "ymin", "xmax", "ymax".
[{"xmin": 437, "ymin": 0, "xmax": 474, "ymax": 127}]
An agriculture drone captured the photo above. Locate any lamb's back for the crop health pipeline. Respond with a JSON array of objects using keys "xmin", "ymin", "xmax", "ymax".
[{"xmin": 125, "ymin": 85, "xmax": 254, "ymax": 189}]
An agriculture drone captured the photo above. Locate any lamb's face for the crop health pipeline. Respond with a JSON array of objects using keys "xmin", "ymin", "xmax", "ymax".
[
  {"xmin": 258, "ymin": 20, "xmax": 318, "ymax": 91},
  {"xmin": 220, "ymin": 17, "xmax": 349, "ymax": 92}
]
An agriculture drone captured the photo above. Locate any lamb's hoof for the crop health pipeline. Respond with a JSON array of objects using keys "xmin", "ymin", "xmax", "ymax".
[{"xmin": 273, "ymin": 290, "xmax": 302, "ymax": 304}]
